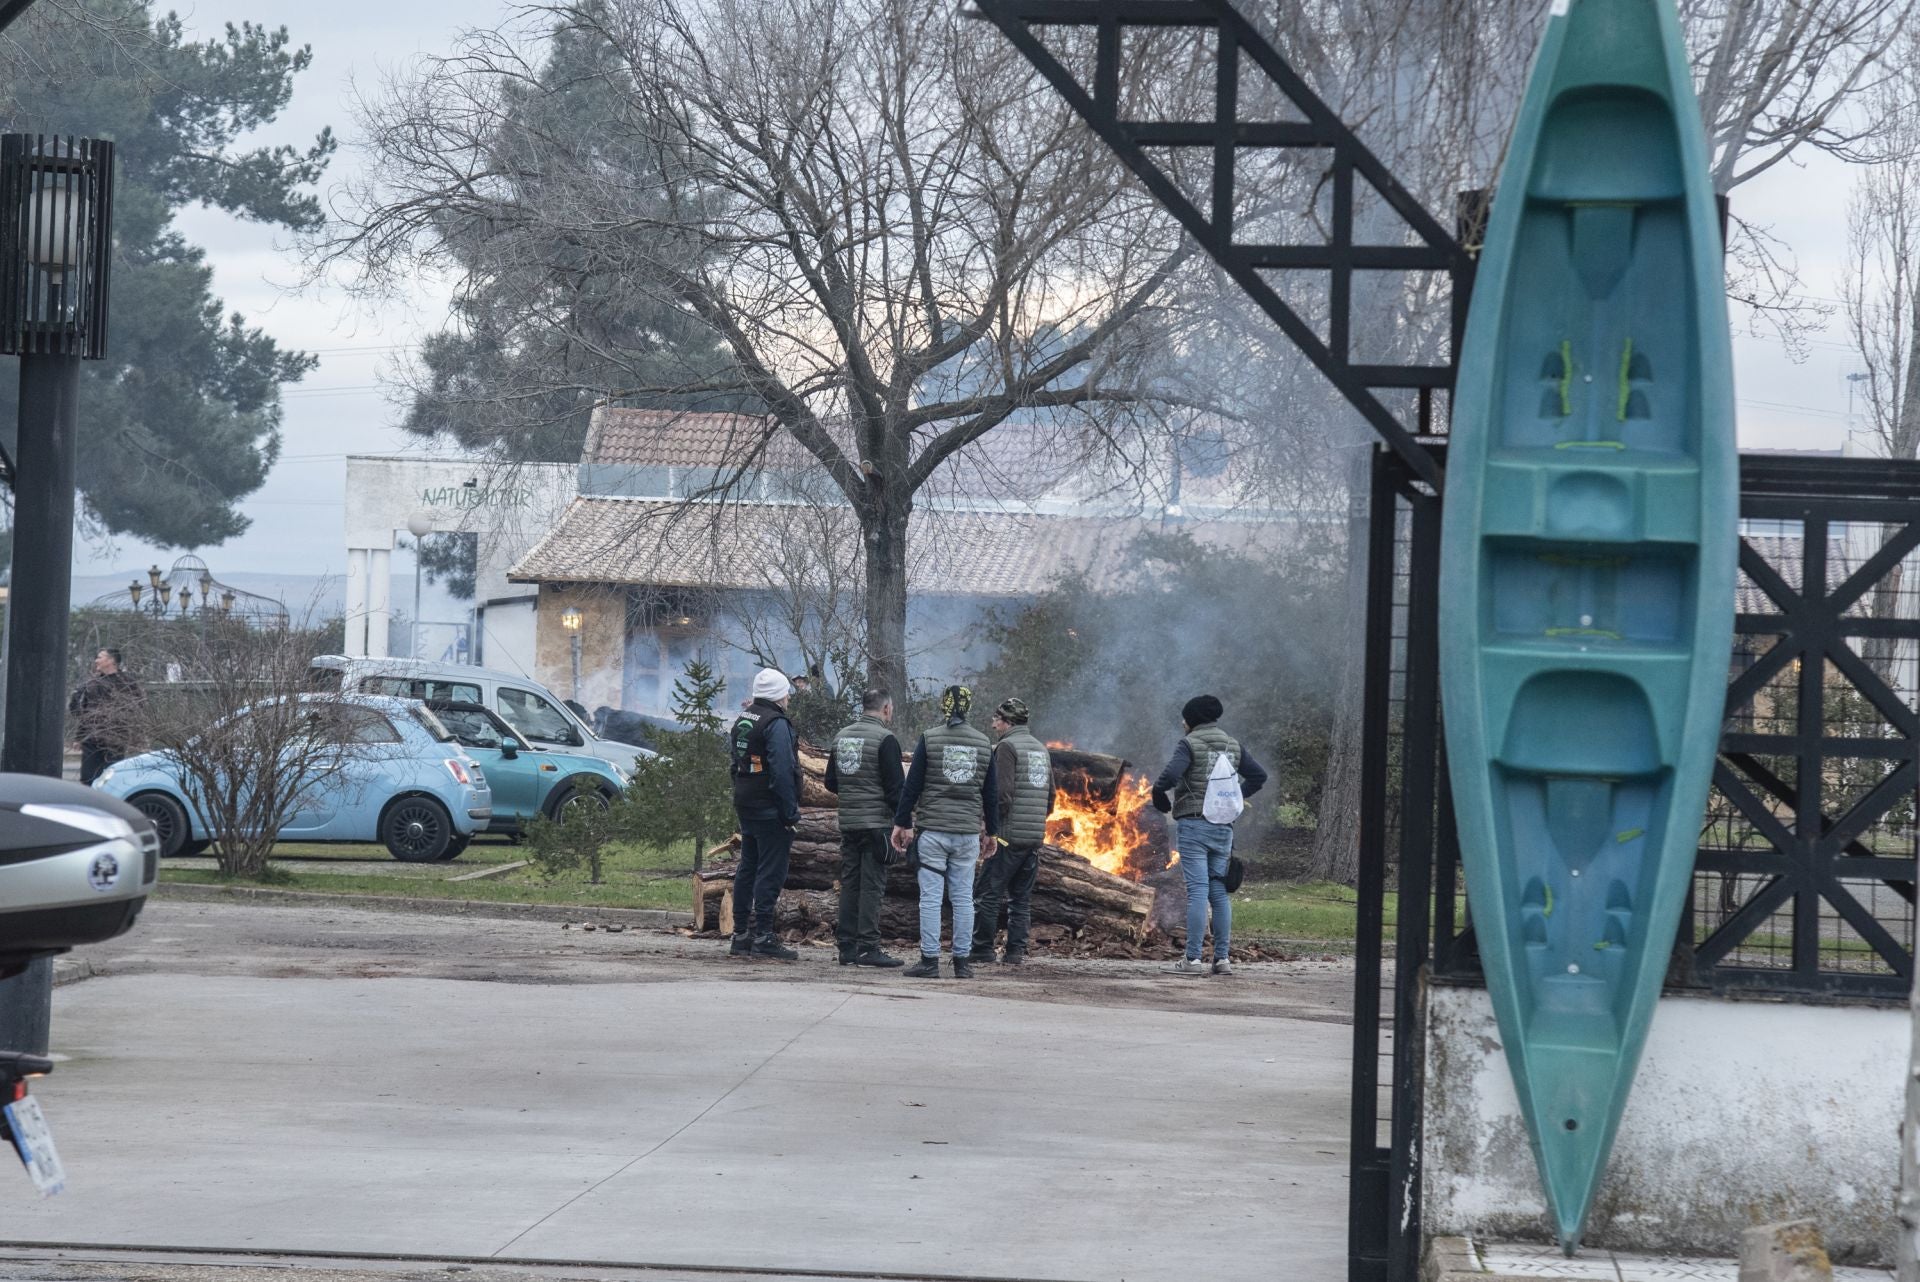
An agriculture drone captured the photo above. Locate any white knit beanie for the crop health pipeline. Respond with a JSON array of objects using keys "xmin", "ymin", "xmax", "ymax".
[{"xmin": 751, "ymin": 668, "xmax": 792, "ymax": 702}]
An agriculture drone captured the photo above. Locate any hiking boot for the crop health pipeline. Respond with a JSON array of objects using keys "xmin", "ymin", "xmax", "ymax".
[
  {"xmin": 852, "ymin": 949, "xmax": 905, "ymax": 969},
  {"xmin": 904, "ymin": 955, "xmax": 941, "ymax": 978},
  {"xmin": 751, "ymin": 935, "xmax": 799, "ymax": 961},
  {"xmin": 728, "ymin": 933, "xmax": 752, "ymax": 957},
  {"xmin": 1165, "ymin": 958, "xmax": 1210, "ymax": 977},
  {"xmin": 951, "ymin": 956, "xmax": 976, "ymax": 979},
  {"xmin": 969, "ymin": 948, "xmax": 998, "ymax": 964},
  {"xmin": 1002, "ymin": 952, "xmax": 1027, "ymax": 967},
  {"xmin": 1211, "ymin": 959, "xmax": 1234, "ymax": 977}
]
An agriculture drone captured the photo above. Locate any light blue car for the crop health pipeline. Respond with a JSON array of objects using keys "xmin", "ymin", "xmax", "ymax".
[
  {"xmin": 425, "ymin": 700, "xmax": 625, "ymax": 835},
  {"xmin": 93, "ymin": 694, "xmax": 494, "ymax": 863}
]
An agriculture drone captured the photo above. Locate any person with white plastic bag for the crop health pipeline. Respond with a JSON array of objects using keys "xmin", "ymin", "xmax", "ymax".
[{"xmin": 1151, "ymin": 695, "xmax": 1269, "ymax": 977}]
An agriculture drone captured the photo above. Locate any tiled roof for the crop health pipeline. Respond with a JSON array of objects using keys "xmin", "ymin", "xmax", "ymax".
[
  {"xmin": 582, "ymin": 406, "xmax": 1281, "ymax": 509},
  {"xmin": 507, "ymin": 496, "xmax": 1282, "ymax": 596}
]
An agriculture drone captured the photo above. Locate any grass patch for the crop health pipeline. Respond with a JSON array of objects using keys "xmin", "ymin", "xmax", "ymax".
[
  {"xmin": 160, "ymin": 837, "xmax": 702, "ymax": 912},
  {"xmin": 165, "ymin": 843, "xmax": 1385, "ymax": 942},
  {"xmin": 1227, "ymin": 880, "xmax": 1391, "ymax": 942}
]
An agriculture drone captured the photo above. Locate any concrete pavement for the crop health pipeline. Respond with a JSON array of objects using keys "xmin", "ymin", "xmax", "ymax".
[{"xmin": 4, "ymin": 956, "xmax": 1351, "ymax": 1282}]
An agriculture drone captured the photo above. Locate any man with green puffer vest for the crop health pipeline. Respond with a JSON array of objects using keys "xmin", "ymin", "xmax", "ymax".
[
  {"xmin": 1151, "ymin": 694, "xmax": 1269, "ymax": 977},
  {"xmin": 890, "ymin": 685, "xmax": 999, "ymax": 979},
  {"xmin": 971, "ymin": 698, "xmax": 1054, "ymax": 965},
  {"xmin": 824, "ymin": 685, "xmax": 907, "ymax": 968}
]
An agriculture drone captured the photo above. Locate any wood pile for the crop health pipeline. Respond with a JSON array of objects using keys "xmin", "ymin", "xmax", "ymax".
[{"xmin": 694, "ymin": 747, "xmax": 1158, "ymax": 953}]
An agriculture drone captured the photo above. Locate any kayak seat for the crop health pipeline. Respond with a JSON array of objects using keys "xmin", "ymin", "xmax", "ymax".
[
  {"xmin": 1528, "ymin": 88, "xmax": 1684, "ymax": 205},
  {"xmin": 1499, "ymin": 670, "xmax": 1660, "ymax": 776}
]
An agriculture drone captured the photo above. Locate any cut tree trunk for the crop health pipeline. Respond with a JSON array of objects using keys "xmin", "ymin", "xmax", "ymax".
[{"xmin": 1047, "ymin": 747, "xmax": 1130, "ymax": 803}]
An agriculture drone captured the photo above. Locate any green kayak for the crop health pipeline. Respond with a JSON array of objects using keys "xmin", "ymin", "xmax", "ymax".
[{"xmin": 1437, "ymin": 0, "xmax": 1736, "ymax": 1252}]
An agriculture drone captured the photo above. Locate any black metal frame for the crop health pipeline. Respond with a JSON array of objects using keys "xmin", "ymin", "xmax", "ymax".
[
  {"xmin": 0, "ymin": 134, "xmax": 115, "ymax": 360},
  {"xmin": 972, "ymin": 6, "xmax": 1920, "ymax": 1279},
  {"xmin": 970, "ymin": 0, "xmax": 1461, "ymax": 491},
  {"xmin": 1352, "ymin": 448, "xmax": 1920, "ymax": 1280}
]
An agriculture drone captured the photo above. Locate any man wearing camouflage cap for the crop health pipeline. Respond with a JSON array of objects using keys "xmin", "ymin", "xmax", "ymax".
[
  {"xmin": 890, "ymin": 684, "xmax": 998, "ymax": 979},
  {"xmin": 971, "ymin": 697, "xmax": 1054, "ymax": 965}
]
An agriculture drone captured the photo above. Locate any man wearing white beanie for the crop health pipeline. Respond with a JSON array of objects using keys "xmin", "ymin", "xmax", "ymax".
[{"xmin": 727, "ymin": 667, "xmax": 802, "ymax": 960}]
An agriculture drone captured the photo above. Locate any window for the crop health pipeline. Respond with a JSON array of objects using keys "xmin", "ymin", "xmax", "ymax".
[
  {"xmin": 434, "ymin": 706, "xmax": 525, "ymax": 751},
  {"xmin": 360, "ymin": 676, "xmax": 483, "ymax": 703},
  {"xmin": 307, "ymin": 703, "xmax": 402, "ymax": 745},
  {"xmin": 306, "ymin": 666, "xmax": 343, "ymax": 692},
  {"xmin": 500, "ymin": 687, "xmax": 581, "ymax": 746}
]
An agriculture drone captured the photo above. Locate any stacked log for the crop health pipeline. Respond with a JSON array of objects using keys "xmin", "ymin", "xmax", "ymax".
[
  {"xmin": 1045, "ymin": 747, "xmax": 1130, "ymax": 804},
  {"xmin": 693, "ymin": 745, "xmax": 1157, "ymax": 951}
]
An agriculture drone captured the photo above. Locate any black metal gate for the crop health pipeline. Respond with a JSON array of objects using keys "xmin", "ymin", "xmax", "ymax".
[{"xmin": 1348, "ymin": 446, "xmax": 1920, "ymax": 1282}]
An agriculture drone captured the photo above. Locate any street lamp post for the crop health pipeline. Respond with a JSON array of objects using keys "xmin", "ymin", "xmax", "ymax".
[
  {"xmin": 560, "ymin": 605, "xmax": 583, "ymax": 700},
  {"xmin": 406, "ymin": 514, "xmax": 432, "ymax": 659},
  {"xmin": 0, "ymin": 134, "xmax": 115, "ymax": 1054}
]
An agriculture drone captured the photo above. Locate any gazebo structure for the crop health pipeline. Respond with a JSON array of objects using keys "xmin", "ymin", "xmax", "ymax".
[{"xmin": 85, "ymin": 554, "xmax": 289, "ymax": 628}]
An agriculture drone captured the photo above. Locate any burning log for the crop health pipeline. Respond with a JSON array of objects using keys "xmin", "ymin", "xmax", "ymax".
[
  {"xmin": 697, "ymin": 744, "xmax": 1163, "ymax": 954},
  {"xmin": 1046, "ymin": 745, "xmax": 1130, "ymax": 803}
]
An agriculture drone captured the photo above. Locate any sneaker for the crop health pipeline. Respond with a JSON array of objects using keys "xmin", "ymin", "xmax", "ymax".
[
  {"xmin": 751, "ymin": 935, "xmax": 800, "ymax": 961},
  {"xmin": 1165, "ymin": 958, "xmax": 1210, "ymax": 977},
  {"xmin": 904, "ymin": 955, "xmax": 941, "ymax": 979},
  {"xmin": 837, "ymin": 947, "xmax": 856, "ymax": 965},
  {"xmin": 1211, "ymin": 959, "xmax": 1234, "ymax": 977},
  {"xmin": 852, "ymin": 949, "xmax": 906, "ymax": 969},
  {"xmin": 951, "ymin": 956, "xmax": 976, "ymax": 979},
  {"xmin": 1002, "ymin": 952, "xmax": 1027, "ymax": 967},
  {"xmin": 728, "ymin": 933, "xmax": 752, "ymax": 957},
  {"xmin": 969, "ymin": 948, "xmax": 998, "ymax": 964}
]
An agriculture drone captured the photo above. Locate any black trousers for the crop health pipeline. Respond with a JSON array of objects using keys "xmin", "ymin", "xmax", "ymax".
[
  {"xmin": 835, "ymin": 828, "xmax": 891, "ymax": 954},
  {"xmin": 973, "ymin": 843, "xmax": 1041, "ymax": 956},
  {"xmin": 79, "ymin": 740, "xmax": 117, "ymax": 786},
  {"xmin": 734, "ymin": 815, "xmax": 794, "ymax": 937}
]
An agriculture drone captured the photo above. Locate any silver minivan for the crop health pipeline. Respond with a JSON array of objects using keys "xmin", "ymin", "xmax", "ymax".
[{"xmin": 307, "ymin": 656, "xmax": 653, "ymax": 777}]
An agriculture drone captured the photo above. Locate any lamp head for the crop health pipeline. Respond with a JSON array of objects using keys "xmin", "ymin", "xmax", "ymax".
[
  {"xmin": 560, "ymin": 606, "xmax": 584, "ymax": 633},
  {"xmin": 406, "ymin": 514, "xmax": 433, "ymax": 539}
]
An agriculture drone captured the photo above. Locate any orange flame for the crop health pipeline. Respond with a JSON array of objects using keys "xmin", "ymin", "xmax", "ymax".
[{"xmin": 1042, "ymin": 742, "xmax": 1172, "ymax": 879}]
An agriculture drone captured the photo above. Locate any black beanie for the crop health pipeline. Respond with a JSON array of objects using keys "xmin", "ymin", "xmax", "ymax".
[{"xmin": 1182, "ymin": 695, "xmax": 1224, "ymax": 727}]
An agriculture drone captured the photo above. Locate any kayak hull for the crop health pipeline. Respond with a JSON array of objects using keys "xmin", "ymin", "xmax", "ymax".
[{"xmin": 1438, "ymin": 0, "xmax": 1736, "ymax": 1252}]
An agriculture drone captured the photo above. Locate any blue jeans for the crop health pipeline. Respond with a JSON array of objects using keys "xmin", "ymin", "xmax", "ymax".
[
  {"xmin": 1176, "ymin": 817, "xmax": 1234, "ymax": 962},
  {"xmin": 915, "ymin": 830, "xmax": 978, "ymax": 958}
]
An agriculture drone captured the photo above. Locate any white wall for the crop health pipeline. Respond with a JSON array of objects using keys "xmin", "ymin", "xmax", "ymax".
[
  {"xmin": 343, "ymin": 456, "xmax": 576, "ymax": 657},
  {"xmin": 476, "ymin": 598, "xmax": 538, "ymax": 681},
  {"xmin": 1424, "ymin": 982, "xmax": 1902, "ymax": 1262}
]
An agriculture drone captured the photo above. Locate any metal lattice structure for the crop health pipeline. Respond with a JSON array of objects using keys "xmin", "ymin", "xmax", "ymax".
[{"xmin": 970, "ymin": 0, "xmax": 1462, "ymax": 491}]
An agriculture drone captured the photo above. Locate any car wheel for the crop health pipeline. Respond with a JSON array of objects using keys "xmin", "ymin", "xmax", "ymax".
[
  {"xmin": 437, "ymin": 835, "xmax": 472, "ymax": 863},
  {"xmin": 548, "ymin": 780, "xmax": 614, "ymax": 820},
  {"xmin": 180, "ymin": 839, "xmax": 212, "ymax": 857},
  {"xmin": 132, "ymin": 792, "xmax": 191, "ymax": 858},
  {"xmin": 383, "ymin": 796, "xmax": 454, "ymax": 863}
]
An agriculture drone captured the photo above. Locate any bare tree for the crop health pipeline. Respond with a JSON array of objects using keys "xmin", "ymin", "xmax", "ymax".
[
  {"xmin": 321, "ymin": 0, "xmax": 1204, "ymax": 700},
  {"xmin": 125, "ymin": 622, "xmax": 388, "ymax": 877},
  {"xmin": 1841, "ymin": 30, "xmax": 1920, "ymax": 674}
]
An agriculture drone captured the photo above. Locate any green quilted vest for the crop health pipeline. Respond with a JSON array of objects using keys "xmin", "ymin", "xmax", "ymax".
[
  {"xmin": 914, "ymin": 719, "xmax": 992, "ymax": 834},
  {"xmin": 1173, "ymin": 723, "xmax": 1241, "ymax": 820},
  {"xmin": 997, "ymin": 726, "xmax": 1053, "ymax": 847},
  {"xmin": 832, "ymin": 714, "xmax": 895, "ymax": 831}
]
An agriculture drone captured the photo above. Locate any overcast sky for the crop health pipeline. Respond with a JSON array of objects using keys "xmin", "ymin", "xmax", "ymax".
[{"xmin": 68, "ymin": 0, "xmax": 1879, "ymax": 591}]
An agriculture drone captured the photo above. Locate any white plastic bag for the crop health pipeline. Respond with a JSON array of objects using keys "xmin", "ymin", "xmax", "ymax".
[{"xmin": 1201, "ymin": 750, "xmax": 1244, "ymax": 824}]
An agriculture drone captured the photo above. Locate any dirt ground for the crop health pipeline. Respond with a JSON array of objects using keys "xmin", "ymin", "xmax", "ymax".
[{"xmin": 82, "ymin": 896, "xmax": 1359, "ymax": 1024}]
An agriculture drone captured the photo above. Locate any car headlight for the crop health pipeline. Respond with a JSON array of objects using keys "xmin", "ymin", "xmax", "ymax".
[
  {"xmin": 20, "ymin": 803, "xmax": 136, "ymax": 842},
  {"xmin": 95, "ymin": 767, "xmax": 114, "ymax": 785}
]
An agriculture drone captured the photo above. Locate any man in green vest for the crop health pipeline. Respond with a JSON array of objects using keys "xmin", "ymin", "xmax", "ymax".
[
  {"xmin": 890, "ymin": 684, "xmax": 999, "ymax": 979},
  {"xmin": 824, "ymin": 685, "xmax": 907, "ymax": 968},
  {"xmin": 1151, "ymin": 694, "xmax": 1269, "ymax": 977},
  {"xmin": 971, "ymin": 697, "xmax": 1054, "ymax": 966}
]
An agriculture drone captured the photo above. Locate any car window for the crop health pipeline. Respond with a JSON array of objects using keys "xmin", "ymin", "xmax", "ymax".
[
  {"xmin": 360, "ymin": 677, "xmax": 483, "ymax": 703},
  {"xmin": 410, "ymin": 705, "xmax": 456, "ymax": 743},
  {"xmin": 307, "ymin": 703, "xmax": 402, "ymax": 745},
  {"xmin": 306, "ymin": 667, "xmax": 343, "ymax": 692},
  {"xmin": 435, "ymin": 706, "xmax": 518, "ymax": 750},
  {"xmin": 500, "ymin": 687, "xmax": 581, "ymax": 746}
]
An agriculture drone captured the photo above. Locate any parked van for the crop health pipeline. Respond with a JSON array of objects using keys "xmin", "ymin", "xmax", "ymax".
[{"xmin": 307, "ymin": 656, "xmax": 653, "ymax": 777}]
